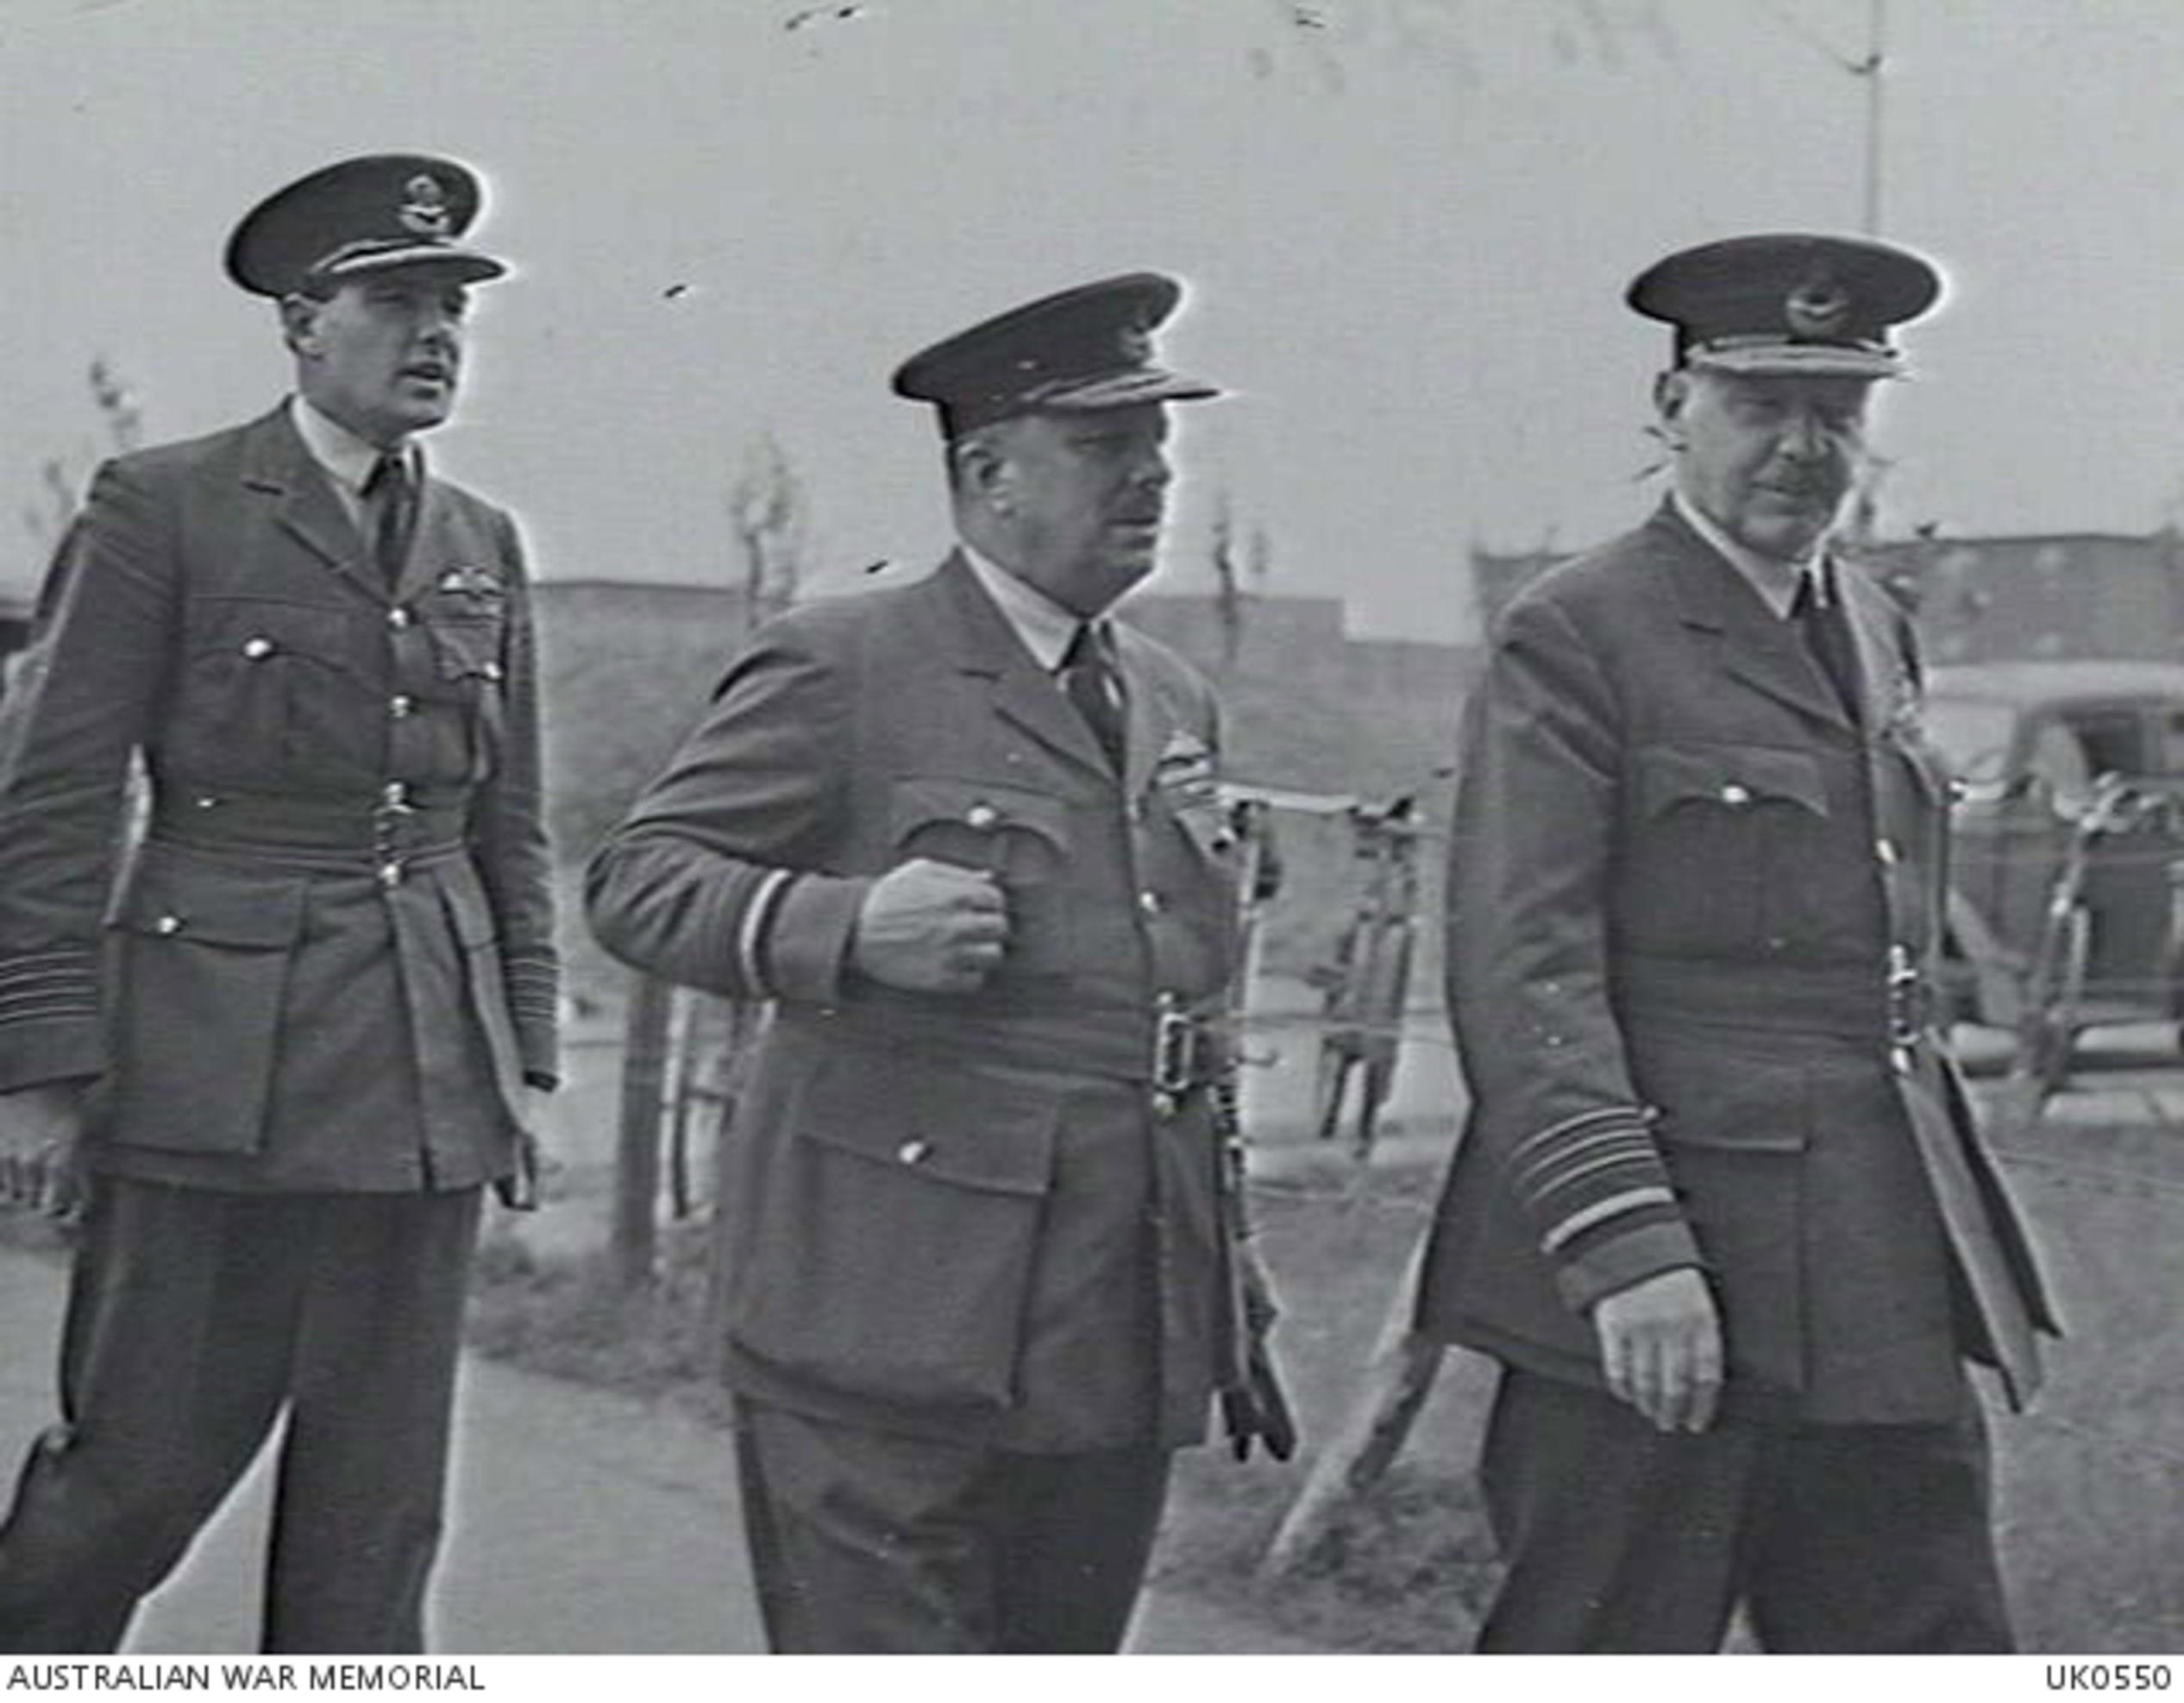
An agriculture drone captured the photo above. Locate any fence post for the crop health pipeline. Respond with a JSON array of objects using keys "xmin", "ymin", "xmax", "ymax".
[
  {"xmin": 1260, "ymin": 1235, "xmax": 1443, "ymax": 1574},
  {"xmin": 612, "ymin": 971, "xmax": 672, "ymax": 1291},
  {"xmin": 703, "ymin": 998, "xmax": 766, "ymax": 1378}
]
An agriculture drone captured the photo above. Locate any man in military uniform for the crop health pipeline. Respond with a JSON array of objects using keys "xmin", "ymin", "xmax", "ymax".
[
  {"xmin": 0, "ymin": 154, "xmax": 557, "ymax": 1653},
  {"xmin": 1415, "ymin": 233, "xmax": 2057, "ymax": 1652},
  {"xmin": 586, "ymin": 273, "xmax": 1290, "ymax": 1654}
]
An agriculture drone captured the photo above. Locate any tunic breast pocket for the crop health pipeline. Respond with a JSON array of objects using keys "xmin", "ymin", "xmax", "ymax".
[
  {"xmin": 889, "ymin": 776, "xmax": 1076, "ymax": 977},
  {"xmin": 1628, "ymin": 742, "xmax": 1831, "ymax": 952},
  {"xmin": 417, "ymin": 583, "xmax": 509, "ymax": 776},
  {"xmin": 420, "ymin": 595, "xmax": 508, "ymax": 698},
  {"xmin": 178, "ymin": 599, "xmax": 362, "ymax": 782}
]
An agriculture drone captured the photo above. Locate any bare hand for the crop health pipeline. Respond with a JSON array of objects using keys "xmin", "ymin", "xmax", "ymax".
[
  {"xmin": 851, "ymin": 858, "xmax": 1010, "ymax": 993},
  {"xmin": 494, "ymin": 1084, "xmax": 555, "ymax": 1212},
  {"xmin": 1592, "ymin": 1266, "xmax": 1723, "ymax": 1433},
  {"xmin": 0, "ymin": 1081, "xmax": 87, "ymax": 1221}
]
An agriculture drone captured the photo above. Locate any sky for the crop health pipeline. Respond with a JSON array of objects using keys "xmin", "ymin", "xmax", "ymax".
[{"xmin": 6, "ymin": 0, "xmax": 2184, "ymax": 641}]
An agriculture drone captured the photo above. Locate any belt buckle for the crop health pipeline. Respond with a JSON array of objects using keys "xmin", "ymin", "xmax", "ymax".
[
  {"xmin": 1153, "ymin": 998, "xmax": 1197, "ymax": 1103},
  {"xmin": 1885, "ymin": 943, "xmax": 1924, "ymax": 1050}
]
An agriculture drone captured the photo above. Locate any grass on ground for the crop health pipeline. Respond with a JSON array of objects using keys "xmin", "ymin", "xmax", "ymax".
[
  {"xmin": 463, "ymin": 1151, "xmax": 1505, "ymax": 1653},
  {"xmin": 15, "ymin": 1090, "xmax": 2184, "ymax": 1652},
  {"xmin": 466, "ymin": 1104, "xmax": 2184, "ymax": 1655}
]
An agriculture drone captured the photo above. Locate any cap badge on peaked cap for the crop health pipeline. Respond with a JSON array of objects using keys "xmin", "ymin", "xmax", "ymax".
[
  {"xmin": 398, "ymin": 174, "xmax": 453, "ymax": 238},
  {"xmin": 891, "ymin": 272, "xmax": 1220, "ymax": 437},
  {"xmin": 1625, "ymin": 231, "xmax": 1943, "ymax": 380},
  {"xmin": 223, "ymin": 153, "xmax": 506, "ymax": 298},
  {"xmin": 1783, "ymin": 273, "xmax": 1852, "ymax": 340}
]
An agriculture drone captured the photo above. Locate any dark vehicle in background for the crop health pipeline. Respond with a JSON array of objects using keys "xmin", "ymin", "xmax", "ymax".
[
  {"xmin": 1924, "ymin": 659, "xmax": 2184, "ymax": 1083},
  {"xmin": 0, "ymin": 593, "xmax": 30, "ymax": 694}
]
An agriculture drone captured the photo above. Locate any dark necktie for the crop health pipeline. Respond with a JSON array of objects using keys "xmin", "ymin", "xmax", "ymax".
[
  {"xmin": 1793, "ymin": 568, "xmax": 1862, "ymax": 725},
  {"xmin": 362, "ymin": 450, "xmax": 417, "ymax": 589},
  {"xmin": 1058, "ymin": 621, "xmax": 1127, "ymax": 772}
]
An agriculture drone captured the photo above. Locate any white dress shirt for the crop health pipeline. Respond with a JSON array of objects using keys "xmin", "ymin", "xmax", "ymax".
[
  {"xmin": 288, "ymin": 395, "xmax": 416, "ymax": 533},
  {"xmin": 959, "ymin": 544, "xmax": 1101, "ymax": 675},
  {"xmin": 1673, "ymin": 487, "xmax": 1835, "ymax": 615}
]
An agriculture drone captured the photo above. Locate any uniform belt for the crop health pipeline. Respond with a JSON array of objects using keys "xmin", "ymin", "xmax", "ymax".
[
  {"xmin": 773, "ymin": 994, "xmax": 1225, "ymax": 1088},
  {"xmin": 150, "ymin": 782, "xmax": 470, "ymax": 860},
  {"xmin": 1614, "ymin": 949, "xmax": 1934, "ymax": 1043}
]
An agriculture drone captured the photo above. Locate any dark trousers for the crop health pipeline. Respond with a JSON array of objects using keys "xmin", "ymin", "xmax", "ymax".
[
  {"xmin": 1477, "ymin": 1368, "xmax": 2013, "ymax": 1653},
  {"xmin": 0, "ymin": 1180, "xmax": 480, "ymax": 1654},
  {"xmin": 734, "ymin": 1396, "xmax": 1172, "ymax": 1653}
]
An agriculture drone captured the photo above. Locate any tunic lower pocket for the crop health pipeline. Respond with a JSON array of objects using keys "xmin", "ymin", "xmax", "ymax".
[
  {"xmin": 102, "ymin": 852, "xmax": 309, "ymax": 1153},
  {"xmin": 730, "ymin": 1053, "xmax": 1061, "ymax": 1410},
  {"xmin": 1639, "ymin": 1032, "xmax": 1812, "ymax": 1397}
]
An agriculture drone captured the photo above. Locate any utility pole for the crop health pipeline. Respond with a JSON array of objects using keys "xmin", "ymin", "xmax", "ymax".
[
  {"xmin": 1849, "ymin": 0, "xmax": 1889, "ymax": 544},
  {"xmin": 1749, "ymin": 0, "xmax": 1891, "ymax": 539},
  {"xmin": 1754, "ymin": 0, "xmax": 1887, "ymax": 233},
  {"xmin": 1858, "ymin": 0, "xmax": 1886, "ymax": 234}
]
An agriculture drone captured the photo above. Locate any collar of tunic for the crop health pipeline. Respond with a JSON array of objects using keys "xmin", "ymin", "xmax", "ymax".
[
  {"xmin": 1672, "ymin": 486, "xmax": 1835, "ymax": 617},
  {"xmin": 958, "ymin": 542, "xmax": 1105, "ymax": 675},
  {"xmin": 289, "ymin": 394, "xmax": 419, "ymax": 528}
]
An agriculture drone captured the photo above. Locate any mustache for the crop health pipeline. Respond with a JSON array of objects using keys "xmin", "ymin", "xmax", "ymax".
[{"xmin": 1756, "ymin": 480, "xmax": 1838, "ymax": 501}]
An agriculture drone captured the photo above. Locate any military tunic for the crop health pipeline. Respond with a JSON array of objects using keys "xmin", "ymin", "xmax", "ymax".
[
  {"xmin": 0, "ymin": 401, "xmax": 556, "ymax": 1654},
  {"xmin": 587, "ymin": 550, "xmax": 1253, "ymax": 1651},
  {"xmin": 587, "ymin": 551, "xmax": 1245, "ymax": 1449},
  {"xmin": 1416, "ymin": 500, "xmax": 2053, "ymax": 1415},
  {"xmin": 0, "ymin": 404, "xmax": 557, "ymax": 1182},
  {"xmin": 1413, "ymin": 499, "xmax": 2059, "ymax": 1652}
]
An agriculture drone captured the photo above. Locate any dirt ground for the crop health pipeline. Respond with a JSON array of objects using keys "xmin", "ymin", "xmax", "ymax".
[
  {"xmin": 1200, "ymin": 1067, "xmax": 2184, "ymax": 1653},
  {"xmin": 484, "ymin": 1011, "xmax": 2184, "ymax": 1653}
]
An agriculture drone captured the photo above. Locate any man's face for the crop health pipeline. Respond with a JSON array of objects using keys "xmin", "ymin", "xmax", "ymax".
[
  {"xmin": 1662, "ymin": 368, "xmax": 1875, "ymax": 561},
  {"xmin": 289, "ymin": 267, "xmax": 472, "ymax": 445},
  {"xmin": 979, "ymin": 405, "xmax": 1174, "ymax": 615}
]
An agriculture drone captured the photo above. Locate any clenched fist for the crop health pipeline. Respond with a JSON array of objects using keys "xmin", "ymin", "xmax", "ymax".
[{"xmin": 850, "ymin": 858, "xmax": 1012, "ymax": 993}]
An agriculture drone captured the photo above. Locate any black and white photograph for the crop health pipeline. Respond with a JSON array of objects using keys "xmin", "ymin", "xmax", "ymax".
[{"xmin": 0, "ymin": 0, "xmax": 2180, "ymax": 1675}]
